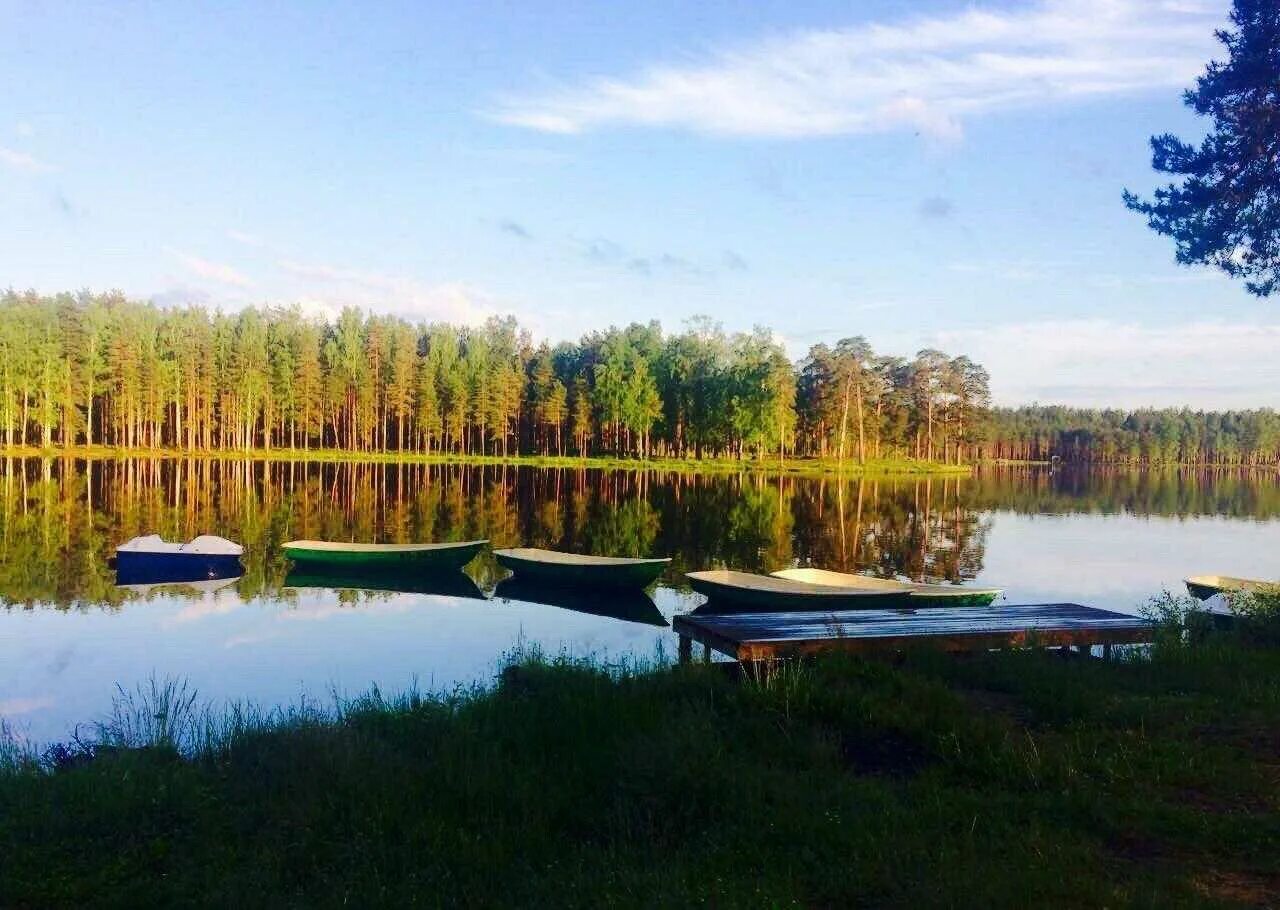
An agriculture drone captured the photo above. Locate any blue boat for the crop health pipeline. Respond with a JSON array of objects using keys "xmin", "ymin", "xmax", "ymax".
[{"xmin": 114, "ymin": 534, "xmax": 244, "ymax": 584}]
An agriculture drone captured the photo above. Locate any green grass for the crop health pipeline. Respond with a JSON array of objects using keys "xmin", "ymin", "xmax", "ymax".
[
  {"xmin": 0, "ymin": 443, "xmax": 970, "ymax": 477},
  {"xmin": 2, "ymin": 626, "xmax": 1278, "ymax": 907}
]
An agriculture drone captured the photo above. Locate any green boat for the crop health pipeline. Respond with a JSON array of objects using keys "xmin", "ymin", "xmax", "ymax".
[
  {"xmin": 282, "ymin": 539, "xmax": 488, "ymax": 572},
  {"xmin": 493, "ymin": 547, "xmax": 671, "ymax": 589},
  {"xmin": 1185, "ymin": 574, "xmax": 1279, "ymax": 600},
  {"xmin": 770, "ymin": 568, "xmax": 1002, "ymax": 607}
]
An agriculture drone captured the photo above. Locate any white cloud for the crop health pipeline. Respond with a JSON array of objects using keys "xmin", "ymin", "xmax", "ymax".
[
  {"xmin": 277, "ymin": 259, "xmax": 498, "ymax": 325},
  {"xmin": 169, "ymin": 249, "xmax": 254, "ymax": 288},
  {"xmin": 0, "ymin": 144, "xmax": 53, "ymax": 173},
  {"xmin": 926, "ymin": 319, "xmax": 1280, "ymax": 409},
  {"xmin": 488, "ymin": 0, "xmax": 1221, "ymax": 140},
  {"xmin": 14, "ymin": 121, "xmax": 35, "ymax": 138}
]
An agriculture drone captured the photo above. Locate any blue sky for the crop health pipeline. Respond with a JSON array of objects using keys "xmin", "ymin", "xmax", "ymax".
[{"xmin": 2, "ymin": 0, "xmax": 1277, "ymax": 407}]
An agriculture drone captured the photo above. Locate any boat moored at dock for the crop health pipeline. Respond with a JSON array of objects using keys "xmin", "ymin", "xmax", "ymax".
[
  {"xmin": 686, "ymin": 569, "xmax": 910, "ymax": 610},
  {"xmin": 771, "ymin": 568, "xmax": 1002, "ymax": 606},
  {"xmin": 1185, "ymin": 574, "xmax": 1279, "ymax": 600}
]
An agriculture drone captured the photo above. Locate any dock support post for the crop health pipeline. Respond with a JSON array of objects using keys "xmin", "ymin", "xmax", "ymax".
[
  {"xmin": 1102, "ymin": 643, "xmax": 1112, "ymax": 661},
  {"xmin": 678, "ymin": 634, "xmax": 692, "ymax": 665},
  {"xmin": 702, "ymin": 642, "xmax": 711, "ymax": 663}
]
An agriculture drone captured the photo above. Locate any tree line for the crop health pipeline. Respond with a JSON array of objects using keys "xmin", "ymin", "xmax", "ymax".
[
  {"xmin": 0, "ymin": 289, "xmax": 991, "ymax": 463},
  {"xmin": 982, "ymin": 406, "xmax": 1280, "ymax": 466}
]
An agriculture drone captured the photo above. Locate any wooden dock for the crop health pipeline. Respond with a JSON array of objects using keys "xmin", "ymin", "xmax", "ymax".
[{"xmin": 673, "ymin": 603, "xmax": 1154, "ymax": 662}]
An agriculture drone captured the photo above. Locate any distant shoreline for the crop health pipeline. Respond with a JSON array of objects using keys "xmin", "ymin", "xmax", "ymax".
[
  {"xmin": 0, "ymin": 445, "xmax": 971, "ymax": 477},
  {"xmin": 981, "ymin": 458, "xmax": 1280, "ymax": 470}
]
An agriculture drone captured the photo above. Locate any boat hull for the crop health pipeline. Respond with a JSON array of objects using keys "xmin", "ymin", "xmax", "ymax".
[
  {"xmin": 283, "ymin": 540, "xmax": 487, "ymax": 572},
  {"xmin": 1186, "ymin": 579, "xmax": 1224, "ymax": 600},
  {"xmin": 771, "ymin": 568, "xmax": 1000, "ymax": 607},
  {"xmin": 494, "ymin": 549, "xmax": 670, "ymax": 589},
  {"xmin": 1185, "ymin": 575, "xmax": 1278, "ymax": 600},
  {"xmin": 687, "ymin": 570, "xmax": 910, "ymax": 611},
  {"xmin": 115, "ymin": 551, "xmax": 243, "ymax": 585}
]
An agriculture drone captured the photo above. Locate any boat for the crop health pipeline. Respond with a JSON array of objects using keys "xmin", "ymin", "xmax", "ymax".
[
  {"xmin": 493, "ymin": 547, "xmax": 671, "ymax": 589},
  {"xmin": 686, "ymin": 569, "xmax": 911, "ymax": 611},
  {"xmin": 283, "ymin": 567, "xmax": 487, "ymax": 600},
  {"xmin": 1185, "ymin": 575, "xmax": 1279, "ymax": 600},
  {"xmin": 281, "ymin": 539, "xmax": 488, "ymax": 572},
  {"xmin": 771, "ymin": 568, "xmax": 1002, "ymax": 607},
  {"xmin": 493, "ymin": 577, "xmax": 668, "ymax": 627},
  {"xmin": 115, "ymin": 534, "xmax": 243, "ymax": 584}
]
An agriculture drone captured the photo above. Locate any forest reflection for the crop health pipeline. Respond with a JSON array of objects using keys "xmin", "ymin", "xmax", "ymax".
[{"xmin": 0, "ymin": 458, "xmax": 1275, "ymax": 609}]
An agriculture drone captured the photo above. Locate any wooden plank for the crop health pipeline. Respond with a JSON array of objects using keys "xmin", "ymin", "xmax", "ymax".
[{"xmin": 672, "ymin": 603, "xmax": 1153, "ymax": 661}]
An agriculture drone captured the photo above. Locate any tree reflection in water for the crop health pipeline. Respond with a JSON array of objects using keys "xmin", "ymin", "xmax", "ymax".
[{"xmin": 0, "ymin": 458, "xmax": 1275, "ymax": 609}]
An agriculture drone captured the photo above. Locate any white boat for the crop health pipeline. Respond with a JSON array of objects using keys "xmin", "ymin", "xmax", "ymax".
[
  {"xmin": 114, "ymin": 534, "xmax": 244, "ymax": 583},
  {"xmin": 1185, "ymin": 574, "xmax": 1279, "ymax": 600},
  {"xmin": 686, "ymin": 569, "xmax": 910, "ymax": 610},
  {"xmin": 771, "ymin": 568, "xmax": 1002, "ymax": 606}
]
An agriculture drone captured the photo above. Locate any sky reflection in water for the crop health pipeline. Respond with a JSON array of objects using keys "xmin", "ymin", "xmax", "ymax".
[{"xmin": 1, "ymin": 459, "xmax": 1276, "ymax": 745}]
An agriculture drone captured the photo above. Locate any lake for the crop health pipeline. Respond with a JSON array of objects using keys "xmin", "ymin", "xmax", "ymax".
[{"xmin": 2, "ymin": 457, "xmax": 1277, "ymax": 746}]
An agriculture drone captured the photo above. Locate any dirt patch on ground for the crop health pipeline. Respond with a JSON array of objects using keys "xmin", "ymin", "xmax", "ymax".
[
  {"xmin": 1193, "ymin": 869, "xmax": 1280, "ymax": 908},
  {"xmin": 1112, "ymin": 835, "xmax": 1280, "ymax": 908}
]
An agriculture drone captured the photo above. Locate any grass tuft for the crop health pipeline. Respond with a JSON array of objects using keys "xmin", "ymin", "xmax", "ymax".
[{"xmin": 2, "ymin": 632, "xmax": 1279, "ymax": 905}]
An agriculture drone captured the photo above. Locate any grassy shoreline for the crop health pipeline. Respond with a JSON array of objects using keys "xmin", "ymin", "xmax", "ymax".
[
  {"xmin": 0, "ymin": 444, "xmax": 971, "ymax": 477},
  {"xmin": 3, "ymin": 622, "xmax": 1278, "ymax": 906}
]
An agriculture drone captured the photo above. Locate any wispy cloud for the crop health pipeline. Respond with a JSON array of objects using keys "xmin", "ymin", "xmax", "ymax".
[
  {"xmin": 918, "ymin": 196, "xmax": 954, "ymax": 219},
  {"xmin": 498, "ymin": 219, "xmax": 532, "ymax": 240},
  {"xmin": 151, "ymin": 286, "xmax": 214, "ymax": 308},
  {"xmin": 14, "ymin": 121, "xmax": 35, "ymax": 138},
  {"xmin": 0, "ymin": 144, "xmax": 53, "ymax": 173},
  {"xmin": 948, "ymin": 259, "xmax": 1056, "ymax": 282},
  {"xmin": 578, "ymin": 237, "xmax": 725, "ymax": 281},
  {"xmin": 0, "ymin": 695, "xmax": 55, "ymax": 716},
  {"xmin": 277, "ymin": 259, "xmax": 498, "ymax": 325},
  {"xmin": 1087, "ymin": 268, "xmax": 1223, "ymax": 290},
  {"xmin": 926, "ymin": 319, "xmax": 1280, "ymax": 408},
  {"xmin": 169, "ymin": 250, "xmax": 254, "ymax": 288},
  {"xmin": 488, "ymin": 0, "xmax": 1220, "ymax": 140},
  {"xmin": 226, "ymin": 229, "xmax": 264, "ymax": 247},
  {"xmin": 52, "ymin": 189, "xmax": 80, "ymax": 220}
]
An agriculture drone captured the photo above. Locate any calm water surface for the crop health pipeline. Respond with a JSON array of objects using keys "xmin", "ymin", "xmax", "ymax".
[{"xmin": 2, "ymin": 458, "xmax": 1277, "ymax": 744}]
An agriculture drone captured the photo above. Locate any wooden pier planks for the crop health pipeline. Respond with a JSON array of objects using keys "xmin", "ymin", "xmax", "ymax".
[{"xmin": 673, "ymin": 603, "xmax": 1154, "ymax": 662}]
